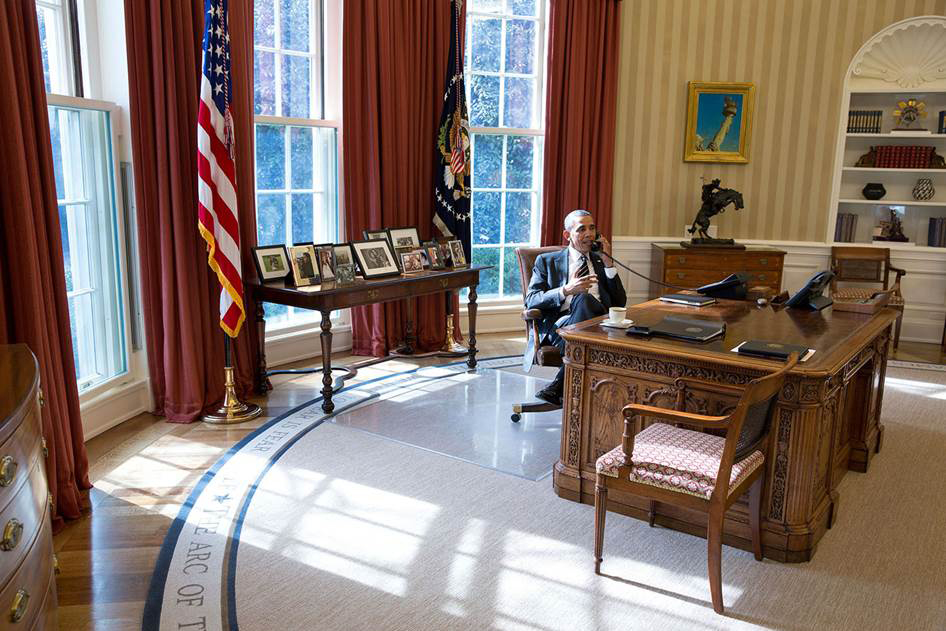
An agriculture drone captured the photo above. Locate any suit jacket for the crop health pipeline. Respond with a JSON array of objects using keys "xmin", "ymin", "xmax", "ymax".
[{"xmin": 522, "ymin": 249, "xmax": 626, "ymax": 369}]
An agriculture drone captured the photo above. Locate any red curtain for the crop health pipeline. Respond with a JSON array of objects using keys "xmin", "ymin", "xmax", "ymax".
[
  {"xmin": 124, "ymin": 0, "xmax": 260, "ymax": 422},
  {"xmin": 342, "ymin": 1, "xmax": 463, "ymax": 356},
  {"xmin": 540, "ymin": 0, "xmax": 622, "ymax": 246},
  {"xmin": 0, "ymin": 0, "xmax": 91, "ymax": 531}
]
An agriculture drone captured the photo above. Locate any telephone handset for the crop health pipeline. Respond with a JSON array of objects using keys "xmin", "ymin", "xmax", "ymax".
[{"xmin": 590, "ymin": 231, "xmax": 602, "ymax": 252}]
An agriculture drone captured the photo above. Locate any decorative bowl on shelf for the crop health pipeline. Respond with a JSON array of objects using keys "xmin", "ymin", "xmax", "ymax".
[{"xmin": 862, "ymin": 182, "xmax": 886, "ymax": 200}]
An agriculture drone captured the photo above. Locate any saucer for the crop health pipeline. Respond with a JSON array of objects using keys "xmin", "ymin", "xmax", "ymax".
[{"xmin": 601, "ymin": 318, "xmax": 634, "ymax": 329}]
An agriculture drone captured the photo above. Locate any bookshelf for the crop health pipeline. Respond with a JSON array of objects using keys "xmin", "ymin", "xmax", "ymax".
[{"xmin": 828, "ymin": 17, "xmax": 946, "ymax": 248}]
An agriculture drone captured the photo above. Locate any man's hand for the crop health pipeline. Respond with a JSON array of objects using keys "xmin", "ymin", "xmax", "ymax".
[
  {"xmin": 563, "ymin": 274, "xmax": 597, "ymax": 297},
  {"xmin": 597, "ymin": 235, "xmax": 612, "ymax": 260}
]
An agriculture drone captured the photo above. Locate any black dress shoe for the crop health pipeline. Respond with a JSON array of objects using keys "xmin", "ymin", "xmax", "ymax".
[{"xmin": 535, "ymin": 382, "xmax": 563, "ymax": 406}]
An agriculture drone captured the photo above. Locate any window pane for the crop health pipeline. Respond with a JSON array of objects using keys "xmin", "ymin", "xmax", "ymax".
[
  {"xmin": 254, "ymin": 0, "xmax": 275, "ymax": 47},
  {"xmin": 505, "ymin": 135, "xmax": 533, "ymax": 189},
  {"xmin": 510, "ymin": 0, "xmax": 537, "ymax": 17},
  {"xmin": 469, "ymin": 74, "xmax": 500, "ymax": 127},
  {"xmin": 503, "ymin": 247, "xmax": 522, "ymax": 296},
  {"xmin": 254, "ymin": 50, "xmax": 276, "ymax": 115},
  {"xmin": 256, "ymin": 193, "xmax": 286, "ymax": 246},
  {"xmin": 505, "ymin": 20, "xmax": 535, "ymax": 74},
  {"xmin": 472, "ymin": 133, "xmax": 503, "ymax": 188},
  {"xmin": 290, "ymin": 126, "xmax": 313, "ymax": 188},
  {"xmin": 291, "ymin": 193, "xmax": 313, "ymax": 244},
  {"xmin": 471, "ymin": 247, "xmax": 500, "ymax": 297},
  {"xmin": 504, "ymin": 192, "xmax": 532, "ymax": 243},
  {"xmin": 503, "ymin": 76, "xmax": 534, "ymax": 128},
  {"xmin": 470, "ymin": 0, "xmax": 503, "ymax": 13},
  {"xmin": 280, "ymin": 0, "xmax": 310, "ymax": 52},
  {"xmin": 282, "ymin": 55, "xmax": 310, "ymax": 118},
  {"xmin": 471, "ymin": 18, "xmax": 501, "ymax": 72},
  {"xmin": 49, "ymin": 106, "xmax": 126, "ymax": 389},
  {"xmin": 49, "ymin": 109, "xmax": 65, "ymax": 194},
  {"xmin": 255, "ymin": 125, "xmax": 285, "ymax": 189},
  {"xmin": 264, "ymin": 302, "xmax": 289, "ymax": 325},
  {"xmin": 472, "ymin": 191, "xmax": 501, "ymax": 244}
]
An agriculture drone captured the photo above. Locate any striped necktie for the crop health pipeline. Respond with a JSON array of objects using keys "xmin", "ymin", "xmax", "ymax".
[{"xmin": 576, "ymin": 255, "xmax": 589, "ymax": 279}]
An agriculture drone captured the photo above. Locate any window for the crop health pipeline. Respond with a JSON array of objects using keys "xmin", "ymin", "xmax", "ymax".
[
  {"xmin": 35, "ymin": 0, "xmax": 77, "ymax": 95},
  {"xmin": 254, "ymin": 0, "xmax": 339, "ymax": 328},
  {"xmin": 48, "ymin": 101, "xmax": 127, "ymax": 391},
  {"xmin": 466, "ymin": 0, "xmax": 548, "ymax": 300}
]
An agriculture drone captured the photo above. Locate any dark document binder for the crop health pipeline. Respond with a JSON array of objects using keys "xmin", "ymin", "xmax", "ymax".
[
  {"xmin": 658, "ymin": 294, "xmax": 717, "ymax": 307},
  {"xmin": 737, "ymin": 340, "xmax": 809, "ymax": 360},
  {"xmin": 635, "ymin": 315, "xmax": 726, "ymax": 343}
]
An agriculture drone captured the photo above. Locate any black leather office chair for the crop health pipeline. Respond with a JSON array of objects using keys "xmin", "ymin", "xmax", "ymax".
[{"xmin": 510, "ymin": 246, "xmax": 565, "ymax": 423}]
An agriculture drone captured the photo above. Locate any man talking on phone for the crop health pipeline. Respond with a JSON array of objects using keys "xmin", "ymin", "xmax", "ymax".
[{"xmin": 524, "ymin": 209, "xmax": 626, "ymax": 405}]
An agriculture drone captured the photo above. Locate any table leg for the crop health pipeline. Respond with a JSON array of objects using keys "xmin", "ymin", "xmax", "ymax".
[
  {"xmin": 467, "ymin": 285, "xmax": 478, "ymax": 370},
  {"xmin": 404, "ymin": 297, "xmax": 416, "ymax": 355},
  {"xmin": 320, "ymin": 311, "xmax": 334, "ymax": 413},
  {"xmin": 255, "ymin": 301, "xmax": 272, "ymax": 394}
]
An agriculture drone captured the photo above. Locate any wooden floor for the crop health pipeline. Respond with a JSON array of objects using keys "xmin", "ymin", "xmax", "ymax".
[
  {"xmin": 52, "ymin": 333, "xmax": 527, "ymax": 630},
  {"xmin": 51, "ymin": 331, "xmax": 943, "ymax": 629}
]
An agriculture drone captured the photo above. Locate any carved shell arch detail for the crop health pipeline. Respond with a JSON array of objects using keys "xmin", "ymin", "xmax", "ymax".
[{"xmin": 851, "ymin": 17, "xmax": 946, "ymax": 89}]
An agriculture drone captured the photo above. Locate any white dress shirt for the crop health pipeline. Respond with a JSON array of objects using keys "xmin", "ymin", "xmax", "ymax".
[{"xmin": 559, "ymin": 246, "xmax": 617, "ymax": 312}]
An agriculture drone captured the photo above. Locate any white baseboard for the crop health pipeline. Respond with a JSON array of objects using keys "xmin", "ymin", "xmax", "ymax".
[{"xmin": 80, "ymin": 378, "xmax": 151, "ymax": 440}]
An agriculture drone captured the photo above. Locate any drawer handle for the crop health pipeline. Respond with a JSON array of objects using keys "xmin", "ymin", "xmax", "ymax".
[
  {"xmin": 53, "ymin": 554, "xmax": 60, "ymax": 575},
  {"xmin": 439, "ymin": 278, "xmax": 448, "ymax": 289},
  {"xmin": 677, "ymin": 257, "xmax": 686, "ymax": 264},
  {"xmin": 0, "ymin": 457, "xmax": 16, "ymax": 487},
  {"xmin": 9, "ymin": 589, "xmax": 28, "ymax": 623},
  {"xmin": 37, "ymin": 388, "xmax": 45, "ymax": 408},
  {"xmin": 367, "ymin": 289, "xmax": 379, "ymax": 300},
  {"xmin": 676, "ymin": 272, "xmax": 685, "ymax": 280},
  {"xmin": 41, "ymin": 438, "xmax": 48, "ymax": 459},
  {"xmin": 758, "ymin": 274, "xmax": 767, "ymax": 281},
  {"xmin": 0, "ymin": 519, "xmax": 22, "ymax": 551},
  {"xmin": 759, "ymin": 258, "xmax": 768, "ymax": 265}
]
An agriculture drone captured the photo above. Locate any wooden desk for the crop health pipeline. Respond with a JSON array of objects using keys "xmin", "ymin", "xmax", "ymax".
[
  {"xmin": 249, "ymin": 266, "xmax": 487, "ymax": 413},
  {"xmin": 554, "ymin": 300, "xmax": 899, "ymax": 562}
]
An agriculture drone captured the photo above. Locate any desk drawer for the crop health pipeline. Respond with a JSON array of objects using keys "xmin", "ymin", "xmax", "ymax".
[
  {"xmin": 0, "ymin": 406, "xmax": 42, "ymax": 512},
  {"xmin": 0, "ymin": 455, "xmax": 47, "ymax": 585},
  {"xmin": 663, "ymin": 252, "xmax": 784, "ymax": 271},
  {"xmin": 663, "ymin": 270, "xmax": 736, "ymax": 286},
  {"xmin": 0, "ymin": 506, "xmax": 53, "ymax": 628}
]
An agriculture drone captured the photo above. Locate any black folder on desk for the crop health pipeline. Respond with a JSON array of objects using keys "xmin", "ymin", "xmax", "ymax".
[
  {"xmin": 737, "ymin": 340, "xmax": 809, "ymax": 360},
  {"xmin": 627, "ymin": 315, "xmax": 725, "ymax": 343}
]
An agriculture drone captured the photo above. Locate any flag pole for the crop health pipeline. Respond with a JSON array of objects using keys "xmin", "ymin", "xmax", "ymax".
[{"xmin": 202, "ymin": 334, "xmax": 261, "ymax": 424}]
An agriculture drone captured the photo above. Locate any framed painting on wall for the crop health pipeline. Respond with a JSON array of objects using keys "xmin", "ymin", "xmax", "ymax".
[{"xmin": 683, "ymin": 81, "xmax": 755, "ymax": 163}]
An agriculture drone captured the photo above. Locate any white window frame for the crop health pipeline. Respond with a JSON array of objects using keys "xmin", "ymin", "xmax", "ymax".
[
  {"xmin": 253, "ymin": 0, "xmax": 349, "ymax": 359},
  {"xmin": 36, "ymin": 0, "xmax": 78, "ymax": 95},
  {"xmin": 466, "ymin": 0, "xmax": 550, "ymax": 302}
]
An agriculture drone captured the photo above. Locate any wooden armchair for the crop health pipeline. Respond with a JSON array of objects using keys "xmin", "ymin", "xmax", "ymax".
[
  {"xmin": 830, "ymin": 247, "xmax": 905, "ymax": 348},
  {"xmin": 510, "ymin": 246, "xmax": 565, "ymax": 423},
  {"xmin": 593, "ymin": 354, "xmax": 798, "ymax": 614}
]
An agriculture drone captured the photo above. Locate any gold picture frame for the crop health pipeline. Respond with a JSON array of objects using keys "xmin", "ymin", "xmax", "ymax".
[{"xmin": 684, "ymin": 81, "xmax": 755, "ymax": 163}]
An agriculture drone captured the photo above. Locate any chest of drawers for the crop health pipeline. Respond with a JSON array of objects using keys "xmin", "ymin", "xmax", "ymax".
[
  {"xmin": 0, "ymin": 345, "xmax": 57, "ymax": 630},
  {"xmin": 648, "ymin": 244, "xmax": 786, "ymax": 299}
]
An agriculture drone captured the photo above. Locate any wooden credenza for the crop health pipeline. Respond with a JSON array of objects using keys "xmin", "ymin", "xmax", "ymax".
[
  {"xmin": 0, "ymin": 345, "xmax": 58, "ymax": 629},
  {"xmin": 649, "ymin": 244, "xmax": 785, "ymax": 298}
]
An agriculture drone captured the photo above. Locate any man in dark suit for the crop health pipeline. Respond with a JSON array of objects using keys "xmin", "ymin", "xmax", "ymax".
[{"xmin": 525, "ymin": 209, "xmax": 626, "ymax": 405}]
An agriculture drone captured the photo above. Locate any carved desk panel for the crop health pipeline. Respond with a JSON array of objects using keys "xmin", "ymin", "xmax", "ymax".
[{"xmin": 554, "ymin": 299, "xmax": 898, "ymax": 562}]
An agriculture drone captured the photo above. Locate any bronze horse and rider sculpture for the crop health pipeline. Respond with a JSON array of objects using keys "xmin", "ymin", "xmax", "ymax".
[{"xmin": 685, "ymin": 178, "xmax": 744, "ymax": 247}]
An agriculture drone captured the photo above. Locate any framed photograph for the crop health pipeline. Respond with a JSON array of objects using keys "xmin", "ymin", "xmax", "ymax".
[
  {"xmin": 427, "ymin": 245, "xmax": 444, "ymax": 270},
  {"xmin": 314, "ymin": 244, "xmax": 336, "ymax": 281},
  {"xmin": 252, "ymin": 245, "xmax": 291, "ymax": 282},
  {"xmin": 387, "ymin": 226, "xmax": 422, "ymax": 250},
  {"xmin": 683, "ymin": 81, "xmax": 755, "ymax": 163},
  {"xmin": 448, "ymin": 239, "xmax": 467, "ymax": 267},
  {"xmin": 335, "ymin": 263, "xmax": 355, "ymax": 285},
  {"xmin": 288, "ymin": 244, "xmax": 320, "ymax": 286},
  {"xmin": 352, "ymin": 239, "xmax": 400, "ymax": 278},
  {"xmin": 400, "ymin": 250, "xmax": 424, "ymax": 274},
  {"xmin": 439, "ymin": 241, "xmax": 454, "ymax": 267},
  {"xmin": 362, "ymin": 229, "xmax": 390, "ymax": 247},
  {"xmin": 332, "ymin": 243, "xmax": 361, "ymax": 276}
]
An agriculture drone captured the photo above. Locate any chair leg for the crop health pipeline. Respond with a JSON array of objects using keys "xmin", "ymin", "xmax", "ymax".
[
  {"xmin": 749, "ymin": 476, "xmax": 764, "ymax": 562},
  {"xmin": 893, "ymin": 310, "xmax": 903, "ymax": 350},
  {"xmin": 707, "ymin": 507, "xmax": 724, "ymax": 614},
  {"xmin": 648, "ymin": 500, "xmax": 657, "ymax": 527},
  {"xmin": 594, "ymin": 479, "xmax": 608, "ymax": 574}
]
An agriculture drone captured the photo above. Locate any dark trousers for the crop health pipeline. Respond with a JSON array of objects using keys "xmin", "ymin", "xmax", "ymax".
[{"xmin": 547, "ymin": 293, "xmax": 605, "ymax": 386}]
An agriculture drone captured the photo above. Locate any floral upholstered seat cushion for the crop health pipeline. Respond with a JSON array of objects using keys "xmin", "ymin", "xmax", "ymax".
[
  {"xmin": 834, "ymin": 287, "xmax": 904, "ymax": 306},
  {"xmin": 595, "ymin": 422, "xmax": 764, "ymax": 500}
]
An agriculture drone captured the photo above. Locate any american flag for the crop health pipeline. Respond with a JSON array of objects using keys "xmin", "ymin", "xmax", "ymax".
[{"xmin": 197, "ymin": 0, "xmax": 244, "ymax": 338}]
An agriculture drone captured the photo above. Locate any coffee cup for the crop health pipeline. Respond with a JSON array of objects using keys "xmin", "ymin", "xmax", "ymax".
[{"xmin": 608, "ymin": 307, "xmax": 626, "ymax": 324}]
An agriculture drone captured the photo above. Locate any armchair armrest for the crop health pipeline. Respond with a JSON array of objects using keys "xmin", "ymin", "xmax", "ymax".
[
  {"xmin": 522, "ymin": 308, "xmax": 544, "ymax": 321},
  {"xmin": 889, "ymin": 266, "xmax": 906, "ymax": 287},
  {"xmin": 619, "ymin": 403, "xmax": 730, "ymax": 460}
]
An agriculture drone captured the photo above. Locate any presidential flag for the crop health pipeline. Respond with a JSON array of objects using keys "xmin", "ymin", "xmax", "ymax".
[
  {"xmin": 433, "ymin": 0, "xmax": 471, "ymax": 261},
  {"xmin": 197, "ymin": 0, "xmax": 245, "ymax": 338}
]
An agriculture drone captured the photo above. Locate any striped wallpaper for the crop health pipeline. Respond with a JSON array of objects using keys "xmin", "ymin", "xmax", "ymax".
[{"xmin": 611, "ymin": 0, "xmax": 946, "ymax": 241}]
